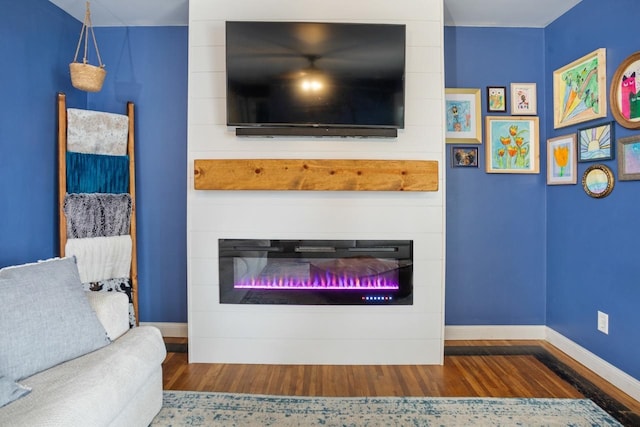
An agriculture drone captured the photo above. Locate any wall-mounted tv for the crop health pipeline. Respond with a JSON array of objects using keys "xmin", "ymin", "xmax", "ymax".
[{"xmin": 226, "ymin": 21, "xmax": 406, "ymax": 136}]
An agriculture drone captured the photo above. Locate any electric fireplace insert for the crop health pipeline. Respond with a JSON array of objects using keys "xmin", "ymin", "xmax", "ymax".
[{"xmin": 218, "ymin": 239, "xmax": 413, "ymax": 305}]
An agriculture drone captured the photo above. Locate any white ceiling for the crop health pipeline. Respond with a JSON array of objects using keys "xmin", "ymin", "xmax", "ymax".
[
  {"xmin": 444, "ymin": 0, "xmax": 582, "ymax": 27},
  {"xmin": 49, "ymin": 0, "xmax": 582, "ymax": 28},
  {"xmin": 49, "ymin": 0, "xmax": 189, "ymax": 27}
]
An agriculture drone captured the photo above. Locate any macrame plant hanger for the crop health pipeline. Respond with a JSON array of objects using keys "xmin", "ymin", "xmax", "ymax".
[{"xmin": 69, "ymin": 1, "xmax": 106, "ymax": 92}]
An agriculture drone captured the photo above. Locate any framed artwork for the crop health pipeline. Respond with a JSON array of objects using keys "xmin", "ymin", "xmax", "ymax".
[
  {"xmin": 616, "ymin": 135, "xmax": 640, "ymax": 180},
  {"xmin": 485, "ymin": 116, "xmax": 540, "ymax": 174},
  {"xmin": 487, "ymin": 86, "xmax": 506, "ymax": 112},
  {"xmin": 510, "ymin": 83, "xmax": 537, "ymax": 115},
  {"xmin": 451, "ymin": 146, "xmax": 479, "ymax": 168},
  {"xmin": 582, "ymin": 164, "xmax": 615, "ymax": 198},
  {"xmin": 610, "ymin": 51, "xmax": 640, "ymax": 129},
  {"xmin": 553, "ymin": 48, "xmax": 607, "ymax": 129},
  {"xmin": 445, "ymin": 88, "xmax": 482, "ymax": 143},
  {"xmin": 547, "ymin": 134, "xmax": 577, "ymax": 185},
  {"xmin": 577, "ymin": 121, "xmax": 614, "ymax": 162}
]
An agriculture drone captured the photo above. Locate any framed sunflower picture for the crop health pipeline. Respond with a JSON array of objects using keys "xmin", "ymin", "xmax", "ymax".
[
  {"xmin": 547, "ymin": 134, "xmax": 577, "ymax": 185},
  {"xmin": 577, "ymin": 121, "xmax": 614, "ymax": 162},
  {"xmin": 485, "ymin": 116, "xmax": 540, "ymax": 174}
]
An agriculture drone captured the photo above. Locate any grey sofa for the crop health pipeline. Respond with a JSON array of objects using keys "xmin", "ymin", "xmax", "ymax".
[{"xmin": 0, "ymin": 258, "xmax": 166, "ymax": 426}]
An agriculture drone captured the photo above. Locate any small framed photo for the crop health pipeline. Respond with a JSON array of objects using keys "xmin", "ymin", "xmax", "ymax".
[
  {"xmin": 445, "ymin": 88, "xmax": 482, "ymax": 144},
  {"xmin": 577, "ymin": 121, "xmax": 614, "ymax": 162},
  {"xmin": 510, "ymin": 83, "xmax": 537, "ymax": 115},
  {"xmin": 487, "ymin": 86, "xmax": 506, "ymax": 112},
  {"xmin": 617, "ymin": 135, "xmax": 640, "ymax": 180},
  {"xmin": 451, "ymin": 146, "xmax": 479, "ymax": 168},
  {"xmin": 485, "ymin": 116, "xmax": 540, "ymax": 174},
  {"xmin": 547, "ymin": 134, "xmax": 577, "ymax": 185}
]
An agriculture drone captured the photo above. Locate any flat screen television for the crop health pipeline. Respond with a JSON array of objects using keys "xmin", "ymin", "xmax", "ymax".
[{"xmin": 226, "ymin": 21, "xmax": 406, "ymax": 134}]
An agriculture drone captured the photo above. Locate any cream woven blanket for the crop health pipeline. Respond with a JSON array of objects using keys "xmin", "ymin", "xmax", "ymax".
[{"xmin": 65, "ymin": 235, "xmax": 132, "ymax": 283}]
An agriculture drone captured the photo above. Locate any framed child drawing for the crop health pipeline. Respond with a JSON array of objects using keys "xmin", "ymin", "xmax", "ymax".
[
  {"xmin": 553, "ymin": 48, "xmax": 607, "ymax": 129},
  {"xmin": 547, "ymin": 134, "xmax": 577, "ymax": 185},
  {"xmin": 610, "ymin": 51, "xmax": 640, "ymax": 129},
  {"xmin": 445, "ymin": 88, "xmax": 482, "ymax": 143},
  {"xmin": 510, "ymin": 83, "xmax": 537, "ymax": 115}
]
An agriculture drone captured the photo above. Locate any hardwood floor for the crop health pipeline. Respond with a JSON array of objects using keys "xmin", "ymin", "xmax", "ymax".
[{"xmin": 162, "ymin": 339, "xmax": 640, "ymax": 425}]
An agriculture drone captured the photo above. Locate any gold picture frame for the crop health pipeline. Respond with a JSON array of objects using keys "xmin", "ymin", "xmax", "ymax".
[
  {"xmin": 610, "ymin": 51, "xmax": 640, "ymax": 129},
  {"xmin": 553, "ymin": 48, "xmax": 607, "ymax": 129},
  {"xmin": 445, "ymin": 88, "xmax": 482, "ymax": 144},
  {"xmin": 582, "ymin": 164, "xmax": 614, "ymax": 198}
]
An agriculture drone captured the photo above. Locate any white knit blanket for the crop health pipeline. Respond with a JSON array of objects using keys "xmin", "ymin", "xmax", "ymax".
[
  {"xmin": 66, "ymin": 108, "xmax": 129, "ymax": 155},
  {"xmin": 65, "ymin": 236, "xmax": 132, "ymax": 283}
]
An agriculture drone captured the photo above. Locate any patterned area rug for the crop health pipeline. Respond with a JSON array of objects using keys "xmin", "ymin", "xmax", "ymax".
[{"xmin": 151, "ymin": 391, "xmax": 622, "ymax": 426}]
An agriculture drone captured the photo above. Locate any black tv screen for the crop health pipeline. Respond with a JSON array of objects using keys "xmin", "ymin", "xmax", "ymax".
[{"xmin": 226, "ymin": 21, "xmax": 406, "ymax": 129}]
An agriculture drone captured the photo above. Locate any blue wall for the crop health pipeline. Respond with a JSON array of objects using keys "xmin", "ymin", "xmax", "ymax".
[
  {"xmin": 0, "ymin": 1, "xmax": 188, "ymax": 324},
  {"xmin": 544, "ymin": 0, "xmax": 640, "ymax": 380},
  {"xmin": 89, "ymin": 27, "xmax": 188, "ymax": 323},
  {"xmin": 0, "ymin": 0, "xmax": 84, "ymax": 266},
  {"xmin": 444, "ymin": 27, "xmax": 547, "ymax": 325},
  {"xmin": 445, "ymin": 0, "xmax": 640, "ymax": 381}
]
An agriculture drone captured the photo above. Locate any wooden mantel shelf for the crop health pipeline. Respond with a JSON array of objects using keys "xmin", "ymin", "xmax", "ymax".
[{"xmin": 194, "ymin": 159, "xmax": 438, "ymax": 192}]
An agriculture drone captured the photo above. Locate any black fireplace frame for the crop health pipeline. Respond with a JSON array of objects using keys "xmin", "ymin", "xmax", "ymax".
[{"xmin": 218, "ymin": 239, "xmax": 413, "ymax": 305}]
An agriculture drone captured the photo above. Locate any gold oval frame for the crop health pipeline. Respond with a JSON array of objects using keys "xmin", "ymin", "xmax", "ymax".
[
  {"xmin": 610, "ymin": 51, "xmax": 640, "ymax": 129},
  {"xmin": 582, "ymin": 164, "xmax": 615, "ymax": 198}
]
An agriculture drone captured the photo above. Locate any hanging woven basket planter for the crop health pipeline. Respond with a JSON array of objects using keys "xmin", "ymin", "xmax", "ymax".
[{"xmin": 69, "ymin": 2, "xmax": 106, "ymax": 92}]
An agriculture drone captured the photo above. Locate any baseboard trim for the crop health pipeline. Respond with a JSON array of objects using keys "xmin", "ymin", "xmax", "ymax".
[
  {"xmin": 445, "ymin": 325, "xmax": 547, "ymax": 340},
  {"xmin": 545, "ymin": 327, "xmax": 640, "ymax": 402},
  {"xmin": 140, "ymin": 322, "xmax": 188, "ymax": 338}
]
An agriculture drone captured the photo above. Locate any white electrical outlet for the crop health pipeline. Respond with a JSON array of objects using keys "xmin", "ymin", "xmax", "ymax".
[{"xmin": 597, "ymin": 311, "xmax": 609, "ymax": 334}]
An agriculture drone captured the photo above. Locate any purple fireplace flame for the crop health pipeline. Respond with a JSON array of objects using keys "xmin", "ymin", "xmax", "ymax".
[{"xmin": 235, "ymin": 270, "xmax": 400, "ymax": 290}]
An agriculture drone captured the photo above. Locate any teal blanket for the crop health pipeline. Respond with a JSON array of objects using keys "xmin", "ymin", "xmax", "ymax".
[{"xmin": 66, "ymin": 151, "xmax": 129, "ymax": 194}]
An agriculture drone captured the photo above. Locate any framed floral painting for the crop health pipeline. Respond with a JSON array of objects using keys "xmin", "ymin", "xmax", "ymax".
[
  {"xmin": 485, "ymin": 116, "xmax": 540, "ymax": 174},
  {"xmin": 547, "ymin": 134, "xmax": 577, "ymax": 185}
]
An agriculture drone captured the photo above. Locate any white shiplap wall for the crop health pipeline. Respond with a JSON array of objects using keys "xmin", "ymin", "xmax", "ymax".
[{"xmin": 187, "ymin": 0, "xmax": 446, "ymax": 364}]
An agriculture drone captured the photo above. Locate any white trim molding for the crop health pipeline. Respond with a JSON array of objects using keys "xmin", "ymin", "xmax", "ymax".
[
  {"xmin": 141, "ymin": 322, "xmax": 188, "ymax": 338},
  {"xmin": 546, "ymin": 327, "xmax": 640, "ymax": 402},
  {"xmin": 445, "ymin": 325, "xmax": 547, "ymax": 341}
]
